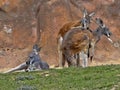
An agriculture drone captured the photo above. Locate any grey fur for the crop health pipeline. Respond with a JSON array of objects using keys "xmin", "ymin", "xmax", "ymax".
[
  {"xmin": 4, "ymin": 44, "xmax": 49, "ymax": 73},
  {"xmin": 61, "ymin": 18, "xmax": 112, "ymax": 67}
]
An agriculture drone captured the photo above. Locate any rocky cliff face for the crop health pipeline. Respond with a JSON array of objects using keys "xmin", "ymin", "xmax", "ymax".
[{"xmin": 0, "ymin": 0, "xmax": 120, "ymax": 69}]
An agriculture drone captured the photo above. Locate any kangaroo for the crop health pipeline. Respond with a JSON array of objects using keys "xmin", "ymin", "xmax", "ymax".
[
  {"xmin": 4, "ymin": 44, "xmax": 49, "ymax": 73},
  {"xmin": 57, "ymin": 8, "xmax": 95, "ymax": 67},
  {"xmin": 61, "ymin": 18, "xmax": 112, "ymax": 67}
]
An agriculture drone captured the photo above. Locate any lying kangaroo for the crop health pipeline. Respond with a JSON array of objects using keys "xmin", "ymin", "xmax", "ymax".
[{"xmin": 4, "ymin": 44, "xmax": 49, "ymax": 73}]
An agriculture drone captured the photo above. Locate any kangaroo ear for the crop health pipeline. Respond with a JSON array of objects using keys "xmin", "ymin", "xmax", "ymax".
[
  {"xmin": 33, "ymin": 44, "xmax": 41, "ymax": 52},
  {"xmin": 96, "ymin": 18, "xmax": 105, "ymax": 27},
  {"xmin": 33, "ymin": 44, "xmax": 38, "ymax": 49},
  {"xmin": 89, "ymin": 12, "xmax": 95, "ymax": 17},
  {"xmin": 83, "ymin": 8, "xmax": 88, "ymax": 17}
]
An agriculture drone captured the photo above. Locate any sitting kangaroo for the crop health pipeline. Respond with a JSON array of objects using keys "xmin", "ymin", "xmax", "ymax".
[
  {"xmin": 26, "ymin": 44, "xmax": 49, "ymax": 71},
  {"xmin": 4, "ymin": 44, "xmax": 49, "ymax": 73}
]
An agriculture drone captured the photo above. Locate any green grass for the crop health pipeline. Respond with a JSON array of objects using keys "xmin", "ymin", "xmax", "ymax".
[{"xmin": 0, "ymin": 65, "xmax": 120, "ymax": 90}]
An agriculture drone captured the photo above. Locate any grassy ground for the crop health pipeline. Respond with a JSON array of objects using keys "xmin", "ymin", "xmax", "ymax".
[{"xmin": 0, "ymin": 65, "xmax": 120, "ymax": 90}]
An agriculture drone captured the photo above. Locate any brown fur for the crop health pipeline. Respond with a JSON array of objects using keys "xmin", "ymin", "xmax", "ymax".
[
  {"xmin": 58, "ymin": 20, "xmax": 82, "ymax": 37},
  {"xmin": 57, "ymin": 11, "xmax": 95, "ymax": 67},
  {"xmin": 62, "ymin": 28, "xmax": 94, "ymax": 66},
  {"xmin": 57, "ymin": 20, "xmax": 83, "ymax": 67}
]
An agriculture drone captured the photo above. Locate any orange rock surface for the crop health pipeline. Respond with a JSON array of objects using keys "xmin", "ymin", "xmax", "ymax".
[{"xmin": 0, "ymin": 0, "xmax": 119, "ymax": 70}]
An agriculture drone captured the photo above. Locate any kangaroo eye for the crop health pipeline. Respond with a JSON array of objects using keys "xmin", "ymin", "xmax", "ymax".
[{"xmin": 85, "ymin": 20, "xmax": 87, "ymax": 22}]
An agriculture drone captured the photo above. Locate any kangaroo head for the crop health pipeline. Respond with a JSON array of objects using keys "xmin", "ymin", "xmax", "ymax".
[
  {"xmin": 81, "ymin": 8, "xmax": 95, "ymax": 29},
  {"xmin": 96, "ymin": 18, "xmax": 113, "ymax": 43}
]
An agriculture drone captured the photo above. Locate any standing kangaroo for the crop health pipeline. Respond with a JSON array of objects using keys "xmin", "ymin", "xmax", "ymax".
[
  {"xmin": 61, "ymin": 18, "xmax": 112, "ymax": 67},
  {"xmin": 57, "ymin": 8, "xmax": 95, "ymax": 67}
]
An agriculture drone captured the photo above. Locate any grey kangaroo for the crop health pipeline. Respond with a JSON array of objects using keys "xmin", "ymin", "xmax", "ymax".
[{"xmin": 4, "ymin": 44, "xmax": 49, "ymax": 73}]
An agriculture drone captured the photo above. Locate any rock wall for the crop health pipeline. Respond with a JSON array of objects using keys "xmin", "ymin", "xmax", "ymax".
[{"xmin": 0, "ymin": 0, "xmax": 120, "ymax": 69}]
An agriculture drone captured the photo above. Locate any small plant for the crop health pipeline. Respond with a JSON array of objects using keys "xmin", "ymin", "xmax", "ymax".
[
  {"xmin": 15, "ymin": 75, "xmax": 35, "ymax": 81},
  {"xmin": 17, "ymin": 85, "xmax": 37, "ymax": 90}
]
